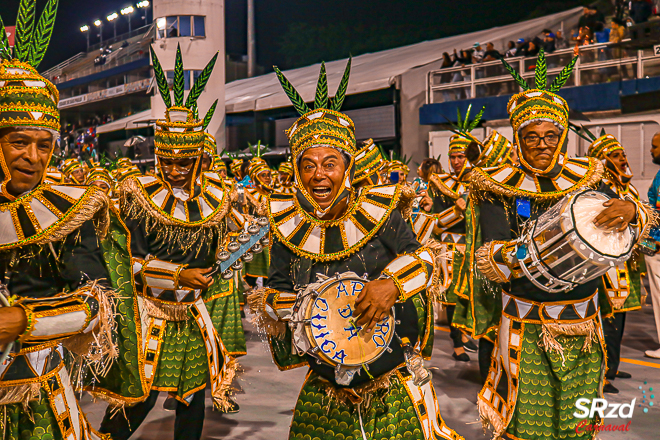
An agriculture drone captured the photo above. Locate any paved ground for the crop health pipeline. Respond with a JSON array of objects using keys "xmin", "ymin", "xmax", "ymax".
[{"xmin": 81, "ymin": 304, "xmax": 660, "ymax": 439}]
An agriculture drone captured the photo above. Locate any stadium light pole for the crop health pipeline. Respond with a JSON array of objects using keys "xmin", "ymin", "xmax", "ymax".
[
  {"xmin": 121, "ymin": 6, "xmax": 135, "ymax": 33},
  {"xmin": 107, "ymin": 12, "xmax": 119, "ymax": 39},
  {"xmin": 80, "ymin": 25, "xmax": 90, "ymax": 51},
  {"xmin": 94, "ymin": 19, "xmax": 103, "ymax": 45},
  {"xmin": 137, "ymin": 1, "xmax": 150, "ymax": 24}
]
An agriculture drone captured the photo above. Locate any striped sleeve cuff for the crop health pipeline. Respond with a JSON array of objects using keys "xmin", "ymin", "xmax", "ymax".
[
  {"xmin": 263, "ymin": 289, "xmax": 297, "ymax": 321},
  {"xmin": 227, "ymin": 207, "xmax": 247, "ymax": 232},
  {"xmin": 435, "ymin": 205, "xmax": 464, "ymax": 230},
  {"xmin": 382, "ymin": 248, "xmax": 433, "ymax": 302},
  {"xmin": 624, "ymin": 195, "xmax": 655, "ymax": 241},
  {"xmin": 411, "ymin": 212, "xmax": 437, "ymax": 245},
  {"xmin": 139, "ymin": 257, "xmax": 187, "ymax": 290},
  {"xmin": 475, "ymin": 241, "xmax": 518, "ymax": 283}
]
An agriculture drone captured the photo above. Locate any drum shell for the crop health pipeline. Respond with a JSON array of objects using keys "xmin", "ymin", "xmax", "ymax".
[{"xmin": 307, "ymin": 297, "xmax": 421, "ymax": 388}]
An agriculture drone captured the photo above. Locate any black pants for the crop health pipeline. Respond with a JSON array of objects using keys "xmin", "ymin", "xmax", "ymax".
[
  {"xmin": 478, "ymin": 338, "xmax": 495, "ymax": 384},
  {"xmin": 99, "ymin": 389, "xmax": 206, "ymax": 440},
  {"xmin": 603, "ymin": 312, "xmax": 626, "ymax": 380},
  {"xmin": 445, "ymin": 305, "xmax": 464, "ymax": 348}
]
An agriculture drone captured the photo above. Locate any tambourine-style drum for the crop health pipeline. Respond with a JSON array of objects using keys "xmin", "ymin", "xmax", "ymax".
[
  {"xmin": 519, "ymin": 190, "xmax": 635, "ymax": 293},
  {"xmin": 302, "ymin": 274, "xmax": 395, "ymax": 368}
]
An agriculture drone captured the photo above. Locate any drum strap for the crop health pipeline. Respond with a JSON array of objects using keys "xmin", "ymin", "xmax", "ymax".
[{"xmin": 293, "ymin": 256, "xmax": 314, "ymax": 290}]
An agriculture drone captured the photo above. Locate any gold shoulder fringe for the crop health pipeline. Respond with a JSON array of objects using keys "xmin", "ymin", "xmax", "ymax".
[
  {"xmin": 475, "ymin": 243, "xmax": 509, "ymax": 284},
  {"xmin": 0, "ymin": 382, "xmax": 40, "ymax": 406},
  {"xmin": 398, "ymin": 184, "xmax": 416, "ymax": 219},
  {"xmin": 120, "ymin": 176, "xmax": 231, "ymax": 229},
  {"xmin": 64, "ymin": 281, "xmax": 118, "ymax": 381},
  {"xmin": 471, "ymin": 159, "xmax": 604, "ymax": 201},
  {"xmin": 428, "ymin": 173, "xmax": 461, "ymax": 200},
  {"xmin": 245, "ymin": 189, "xmax": 268, "ymax": 216},
  {"xmin": 247, "ymin": 287, "xmax": 287, "ymax": 338},
  {"xmin": 424, "ymin": 238, "xmax": 449, "ymax": 302}
]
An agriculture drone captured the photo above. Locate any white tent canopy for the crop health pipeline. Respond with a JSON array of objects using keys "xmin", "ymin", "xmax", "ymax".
[
  {"xmin": 96, "ymin": 109, "xmax": 153, "ymax": 134},
  {"xmin": 225, "ymin": 7, "xmax": 582, "ymax": 114}
]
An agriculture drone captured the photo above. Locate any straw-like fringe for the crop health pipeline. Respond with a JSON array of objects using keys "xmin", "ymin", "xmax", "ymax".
[
  {"xmin": 247, "ymin": 288, "xmax": 287, "ymax": 338},
  {"xmin": 33, "ymin": 185, "xmax": 110, "ymax": 245},
  {"xmin": 64, "ymin": 281, "xmax": 118, "ymax": 381},
  {"xmin": 636, "ymin": 199, "xmax": 659, "ymax": 242},
  {"xmin": 0, "ymin": 383, "xmax": 40, "ymax": 407},
  {"xmin": 397, "ymin": 184, "xmax": 416, "ymax": 220},
  {"xmin": 245, "ymin": 190, "xmax": 268, "ymax": 217},
  {"xmin": 212, "ymin": 358, "xmax": 240, "ymax": 412},
  {"xmin": 428, "ymin": 174, "xmax": 461, "ymax": 200},
  {"xmin": 424, "ymin": 238, "xmax": 449, "ymax": 302},
  {"xmin": 540, "ymin": 320, "xmax": 597, "ymax": 366},
  {"xmin": 478, "ymin": 398, "xmax": 506, "ymax": 440},
  {"xmin": 141, "ymin": 297, "xmax": 190, "ymax": 321},
  {"xmin": 471, "ymin": 160, "xmax": 604, "ymax": 202},
  {"xmin": 475, "ymin": 243, "xmax": 508, "ymax": 283},
  {"xmin": 315, "ymin": 369, "xmax": 396, "ymax": 411},
  {"xmin": 610, "ymin": 297, "xmax": 627, "ymax": 310}
]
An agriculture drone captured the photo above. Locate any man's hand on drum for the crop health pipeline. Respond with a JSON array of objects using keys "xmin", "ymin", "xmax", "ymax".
[
  {"xmin": 354, "ymin": 278, "xmax": 399, "ymax": 332},
  {"xmin": 594, "ymin": 199, "xmax": 636, "ymax": 232},
  {"xmin": 0, "ymin": 307, "xmax": 27, "ymax": 345}
]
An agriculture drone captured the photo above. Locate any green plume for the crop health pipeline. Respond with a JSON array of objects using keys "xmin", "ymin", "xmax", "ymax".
[
  {"xmin": 274, "ymin": 66, "xmax": 310, "ymax": 115},
  {"xmin": 173, "ymin": 44, "xmax": 185, "ymax": 106},
  {"xmin": 501, "ymin": 58, "xmax": 529, "ymax": 91},
  {"xmin": 13, "ymin": 0, "xmax": 36, "ymax": 62},
  {"xmin": 330, "ymin": 57, "xmax": 351, "ymax": 111},
  {"xmin": 185, "ymin": 52, "xmax": 218, "ymax": 108},
  {"xmin": 467, "ymin": 106, "xmax": 485, "ymax": 132},
  {"xmin": 535, "ymin": 49, "xmax": 547, "ymax": 90},
  {"xmin": 150, "ymin": 46, "xmax": 172, "ymax": 108},
  {"xmin": 203, "ymin": 99, "xmax": 218, "ymax": 131},
  {"xmin": 456, "ymin": 107, "xmax": 463, "ymax": 131},
  {"xmin": 314, "ymin": 62, "xmax": 328, "ymax": 110},
  {"xmin": 0, "ymin": 16, "xmax": 11, "ymax": 60},
  {"xmin": 28, "ymin": 0, "xmax": 58, "ymax": 68},
  {"xmin": 548, "ymin": 56, "xmax": 577, "ymax": 92}
]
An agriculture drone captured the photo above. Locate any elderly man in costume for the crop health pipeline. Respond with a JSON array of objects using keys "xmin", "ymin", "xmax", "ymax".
[
  {"xmin": 586, "ymin": 132, "xmax": 646, "ymax": 393},
  {"xmin": 98, "ymin": 45, "xmax": 238, "ymax": 440},
  {"xmin": 251, "ymin": 60, "xmax": 462, "ymax": 440},
  {"xmin": 62, "ymin": 157, "xmax": 86, "ymax": 184},
  {"xmin": 0, "ymin": 2, "xmax": 115, "ymax": 439},
  {"xmin": 473, "ymin": 50, "xmax": 652, "ymax": 439}
]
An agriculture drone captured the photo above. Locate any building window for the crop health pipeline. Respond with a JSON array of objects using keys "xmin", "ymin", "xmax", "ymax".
[{"xmin": 156, "ymin": 16, "xmax": 206, "ymax": 39}]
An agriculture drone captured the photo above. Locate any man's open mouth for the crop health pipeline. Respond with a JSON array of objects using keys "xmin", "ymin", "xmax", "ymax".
[{"xmin": 312, "ymin": 186, "xmax": 332, "ymax": 197}]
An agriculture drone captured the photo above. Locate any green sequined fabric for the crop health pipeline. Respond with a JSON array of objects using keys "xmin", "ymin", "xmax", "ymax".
[
  {"xmin": 91, "ymin": 212, "xmax": 146, "ymax": 402},
  {"xmin": 151, "ymin": 319, "xmax": 208, "ymax": 398},
  {"xmin": 244, "ymin": 247, "xmax": 270, "ymax": 278},
  {"xmin": 205, "ymin": 279, "xmax": 247, "ymax": 356},
  {"xmin": 1, "ymin": 389, "xmax": 62, "ymax": 440},
  {"xmin": 505, "ymin": 323, "xmax": 603, "ymax": 440},
  {"xmin": 290, "ymin": 372, "xmax": 425, "ymax": 440}
]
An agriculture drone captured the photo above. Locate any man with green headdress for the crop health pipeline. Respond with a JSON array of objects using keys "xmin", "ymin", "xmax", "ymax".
[
  {"xmin": 250, "ymin": 60, "xmax": 462, "ymax": 440},
  {"xmin": 98, "ymin": 45, "xmax": 238, "ymax": 440},
  {"xmin": 276, "ymin": 159, "xmax": 296, "ymax": 194},
  {"xmin": 243, "ymin": 154, "xmax": 272, "ymax": 287},
  {"xmin": 473, "ymin": 50, "xmax": 652, "ymax": 439},
  {"xmin": 0, "ymin": 1, "xmax": 116, "ymax": 439},
  {"xmin": 586, "ymin": 133, "xmax": 648, "ymax": 393}
]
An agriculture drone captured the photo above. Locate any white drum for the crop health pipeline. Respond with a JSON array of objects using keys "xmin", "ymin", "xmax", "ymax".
[{"xmin": 518, "ymin": 190, "xmax": 635, "ymax": 293}]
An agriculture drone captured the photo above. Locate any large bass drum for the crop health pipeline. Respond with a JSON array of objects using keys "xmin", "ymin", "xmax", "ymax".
[
  {"xmin": 518, "ymin": 190, "xmax": 635, "ymax": 293},
  {"xmin": 294, "ymin": 272, "xmax": 421, "ymax": 387}
]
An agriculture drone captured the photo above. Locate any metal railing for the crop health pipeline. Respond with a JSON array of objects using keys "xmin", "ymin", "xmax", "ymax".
[
  {"xmin": 427, "ymin": 41, "xmax": 660, "ymax": 104},
  {"xmin": 89, "ymin": 24, "xmax": 154, "ymax": 52},
  {"xmin": 40, "ymin": 52, "xmax": 86, "ymax": 79},
  {"xmin": 46, "ymin": 52, "xmax": 150, "ymax": 85}
]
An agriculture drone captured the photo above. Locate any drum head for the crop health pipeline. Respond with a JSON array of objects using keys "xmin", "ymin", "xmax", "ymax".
[
  {"xmin": 568, "ymin": 191, "xmax": 633, "ymax": 258},
  {"xmin": 304, "ymin": 277, "xmax": 395, "ymax": 368}
]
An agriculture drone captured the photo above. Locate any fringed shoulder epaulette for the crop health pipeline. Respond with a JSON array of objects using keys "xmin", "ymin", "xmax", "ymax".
[
  {"xmin": 267, "ymin": 183, "xmax": 404, "ymax": 262},
  {"xmin": 120, "ymin": 173, "xmax": 231, "ymax": 229},
  {"xmin": 470, "ymin": 157, "xmax": 603, "ymax": 202},
  {"xmin": 428, "ymin": 173, "xmax": 468, "ymax": 201},
  {"xmin": 0, "ymin": 184, "xmax": 109, "ymax": 251}
]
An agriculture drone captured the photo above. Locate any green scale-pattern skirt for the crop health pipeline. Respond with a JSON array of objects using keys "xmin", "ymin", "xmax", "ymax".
[
  {"xmin": 244, "ymin": 245, "xmax": 270, "ymax": 278},
  {"xmin": 205, "ymin": 278, "xmax": 247, "ymax": 356},
  {"xmin": 290, "ymin": 372, "xmax": 426, "ymax": 440},
  {"xmin": 505, "ymin": 324, "xmax": 603, "ymax": 440},
  {"xmin": 2, "ymin": 390, "xmax": 61, "ymax": 440}
]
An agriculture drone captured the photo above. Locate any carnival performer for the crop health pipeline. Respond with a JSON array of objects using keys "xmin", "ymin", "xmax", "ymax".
[
  {"xmin": 412, "ymin": 157, "xmax": 441, "ymax": 194},
  {"xmin": 586, "ymin": 132, "xmax": 645, "ymax": 393},
  {"xmin": 0, "ymin": 2, "xmax": 116, "ymax": 438},
  {"xmin": 387, "ymin": 157, "xmax": 410, "ymax": 184},
  {"xmin": 243, "ymin": 153, "xmax": 272, "ymax": 287},
  {"xmin": 473, "ymin": 50, "xmax": 652, "ymax": 439},
  {"xmin": 250, "ymin": 60, "xmax": 463, "ymax": 440},
  {"xmin": 276, "ymin": 159, "xmax": 296, "ymax": 194},
  {"xmin": 353, "ymin": 138, "xmax": 386, "ymax": 189},
  {"xmin": 98, "ymin": 45, "xmax": 237, "ymax": 440},
  {"xmin": 62, "ymin": 157, "xmax": 86, "ymax": 184}
]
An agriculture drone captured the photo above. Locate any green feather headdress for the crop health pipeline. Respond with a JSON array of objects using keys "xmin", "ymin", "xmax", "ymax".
[
  {"xmin": 151, "ymin": 43, "xmax": 219, "ymax": 159},
  {"xmin": 448, "ymin": 104, "xmax": 485, "ymax": 155}
]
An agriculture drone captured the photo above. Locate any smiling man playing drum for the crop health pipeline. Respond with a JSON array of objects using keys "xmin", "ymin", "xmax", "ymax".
[
  {"xmin": 470, "ymin": 50, "xmax": 653, "ymax": 440},
  {"xmin": 251, "ymin": 60, "xmax": 463, "ymax": 440}
]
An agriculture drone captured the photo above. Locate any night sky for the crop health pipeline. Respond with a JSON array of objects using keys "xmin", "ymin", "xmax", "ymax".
[{"xmin": 2, "ymin": 0, "xmax": 588, "ymax": 72}]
